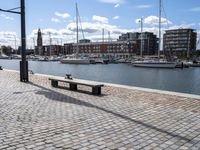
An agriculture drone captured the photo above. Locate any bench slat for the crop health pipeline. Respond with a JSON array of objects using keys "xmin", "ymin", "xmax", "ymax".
[{"xmin": 49, "ymin": 77, "xmax": 104, "ymax": 87}]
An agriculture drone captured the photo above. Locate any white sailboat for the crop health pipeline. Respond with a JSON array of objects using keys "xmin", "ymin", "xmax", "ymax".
[
  {"xmin": 61, "ymin": 54, "xmax": 90, "ymax": 64},
  {"xmin": 132, "ymin": 0, "xmax": 176, "ymax": 68},
  {"xmin": 60, "ymin": 3, "xmax": 90, "ymax": 64},
  {"xmin": 132, "ymin": 60, "xmax": 177, "ymax": 68}
]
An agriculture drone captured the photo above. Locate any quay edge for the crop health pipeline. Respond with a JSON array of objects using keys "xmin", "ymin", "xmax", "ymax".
[{"xmin": 3, "ymin": 68, "xmax": 200, "ymax": 100}]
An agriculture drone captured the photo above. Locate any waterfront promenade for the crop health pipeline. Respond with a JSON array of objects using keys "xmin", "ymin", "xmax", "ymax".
[{"xmin": 0, "ymin": 70, "xmax": 200, "ymax": 150}]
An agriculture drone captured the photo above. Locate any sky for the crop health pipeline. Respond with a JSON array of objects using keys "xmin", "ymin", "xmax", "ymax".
[{"xmin": 0, "ymin": 0, "xmax": 200, "ymax": 49}]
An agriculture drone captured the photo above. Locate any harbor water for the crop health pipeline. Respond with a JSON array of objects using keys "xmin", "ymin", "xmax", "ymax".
[{"xmin": 0, "ymin": 59, "xmax": 200, "ymax": 95}]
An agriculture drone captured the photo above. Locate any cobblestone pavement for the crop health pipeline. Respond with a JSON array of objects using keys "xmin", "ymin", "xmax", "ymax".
[{"xmin": 0, "ymin": 70, "xmax": 200, "ymax": 150}]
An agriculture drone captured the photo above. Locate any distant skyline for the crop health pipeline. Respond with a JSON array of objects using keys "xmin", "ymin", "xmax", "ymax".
[{"xmin": 0, "ymin": 0, "xmax": 200, "ymax": 49}]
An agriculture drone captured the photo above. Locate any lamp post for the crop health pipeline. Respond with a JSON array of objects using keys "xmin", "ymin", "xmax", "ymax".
[
  {"xmin": 20, "ymin": 0, "xmax": 28, "ymax": 82},
  {"xmin": 139, "ymin": 17, "xmax": 143, "ymax": 57}
]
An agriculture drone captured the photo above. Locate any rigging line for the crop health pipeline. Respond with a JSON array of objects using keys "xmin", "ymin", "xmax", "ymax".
[
  {"xmin": 77, "ymin": 8, "xmax": 85, "ymax": 39},
  {"xmin": 161, "ymin": 0, "xmax": 170, "ymax": 28}
]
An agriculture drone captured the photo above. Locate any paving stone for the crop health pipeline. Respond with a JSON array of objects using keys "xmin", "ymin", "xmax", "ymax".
[{"xmin": 0, "ymin": 70, "xmax": 199, "ymax": 150}]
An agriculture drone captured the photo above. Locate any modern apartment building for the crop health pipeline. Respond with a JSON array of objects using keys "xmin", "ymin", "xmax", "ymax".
[
  {"xmin": 118, "ymin": 32, "xmax": 158, "ymax": 55},
  {"xmin": 163, "ymin": 29, "xmax": 197, "ymax": 58}
]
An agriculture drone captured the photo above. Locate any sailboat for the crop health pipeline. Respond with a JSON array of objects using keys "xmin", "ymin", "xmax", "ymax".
[
  {"xmin": 132, "ymin": 0, "xmax": 177, "ymax": 68},
  {"xmin": 60, "ymin": 3, "xmax": 90, "ymax": 64}
]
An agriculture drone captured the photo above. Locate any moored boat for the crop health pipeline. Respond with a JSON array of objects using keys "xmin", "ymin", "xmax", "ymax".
[
  {"xmin": 132, "ymin": 60, "xmax": 177, "ymax": 68},
  {"xmin": 60, "ymin": 3, "xmax": 91, "ymax": 65},
  {"xmin": 132, "ymin": 0, "xmax": 177, "ymax": 69},
  {"xmin": 60, "ymin": 57, "xmax": 90, "ymax": 64}
]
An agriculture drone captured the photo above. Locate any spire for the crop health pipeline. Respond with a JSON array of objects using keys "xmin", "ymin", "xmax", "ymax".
[{"xmin": 37, "ymin": 28, "xmax": 43, "ymax": 55}]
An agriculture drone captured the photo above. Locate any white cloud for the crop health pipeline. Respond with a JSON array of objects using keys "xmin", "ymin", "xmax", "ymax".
[
  {"xmin": 86, "ymin": 34, "xmax": 120, "ymax": 42},
  {"xmin": 66, "ymin": 21, "xmax": 132, "ymax": 34},
  {"xmin": 136, "ymin": 5, "xmax": 152, "ymax": 9},
  {"xmin": 92, "ymin": 15, "xmax": 109, "ymax": 24},
  {"xmin": 51, "ymin": 18, "xmax": 61, "ymax": 23},
  {"xmin": 30, "ymin": 28, "xmax": 73, "ymax": 37},
  {"xmin": 135, "ymin": 18, "xmax": 141, "ymax": 24},
  {"xmin": 0, "ymin": 31, "xmax": 18, "ymax": 48},
  {"xmin": 28, "ymin": 28, "xmax": 75, "ymax": 46},
  {"xmin": 55, "ymin": 12, "xmax": 70, "ymax": 19},
  {"xmin": 112, "ymin": 16, "xmax": 120, "ymax": 20},
  {"xmin": 0, "ymin": 14, "xmax": 14, "ymax": 20},
  {"xmin": 136, "ymin": 16, "xmax": 172, "ymax": 25},
  {"xmin": 98, "ymin": 0, "xmax": 124, "ymax": 4},
  {"xmin": 0, "ymin": 31, "xmax": 17, "ymax": 38},
  {"xmin": 114, "ymin": 4, "xmax": 120, "ymax": 8},
  {"xmin": 189, "ymin": 7, "xmax": 200, "ymax": 12},
  {"xmin": 168, "ymin": 23, "xmax": 196, "ymax": 29}
]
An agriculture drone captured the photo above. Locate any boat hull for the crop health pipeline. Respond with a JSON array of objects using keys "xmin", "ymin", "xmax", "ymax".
[
  {"xmin": 132, "ymin": 62, "xmax": 176, "ymax": 68},
  {"xmin": 60, "ymin": 59, "xmax": 90, "ymax": 64}
]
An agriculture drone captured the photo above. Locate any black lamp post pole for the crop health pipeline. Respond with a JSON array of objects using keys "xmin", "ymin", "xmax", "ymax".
[{"xmin": 20, "ymin": 0, "xmax": 28, "ymax": 82}]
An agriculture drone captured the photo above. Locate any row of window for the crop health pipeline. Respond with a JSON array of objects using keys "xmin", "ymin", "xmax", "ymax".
[
  {"xmin": 164, "ymin": 37, "xmax": 190, "ymax": 41},
  {"xmin": 72, "ymin": 49, "xmax": 133, "ymax": 53}
]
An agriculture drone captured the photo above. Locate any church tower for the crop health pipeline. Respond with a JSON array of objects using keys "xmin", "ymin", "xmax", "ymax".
[{"xmin": 37, "ymin": 28, "xmax": 43, "ymax": 55}]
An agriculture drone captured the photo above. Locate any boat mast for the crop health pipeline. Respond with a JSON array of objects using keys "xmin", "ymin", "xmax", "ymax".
[
  {"xmin": 158, "ymin": 0, "xmax": 161, "ymax": 58},
  {"xmin": 76, "ymin": 3, "xmax": 79, "ymax": 56},
  {"xmin": 102, "ymin": 28, "xmax": 104, "ymax": 43},
  {"xmin": 49, "ymin": 32, "xmax": 52, "ymax": 56},
  {"xmin": 140, "ymin": 17, "xmax": 143, "ymax": 57}
]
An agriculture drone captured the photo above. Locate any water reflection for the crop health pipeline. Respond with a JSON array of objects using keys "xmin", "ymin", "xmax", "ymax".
[{"xmin": 0, "ymin": 59, "xmax": 199, "ymax": 95}]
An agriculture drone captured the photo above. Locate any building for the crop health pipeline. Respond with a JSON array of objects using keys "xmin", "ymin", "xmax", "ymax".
[
  {"xmin": 79, "ymin": 39, "xmax": 91, "ymax": 43},
  {"xmin": 118, "ymin": 32, "xmax": 158, "ymax": 55},
  {"xmin": 34, "ymin": 28, "xmax": 64, "ymax": 56},
  {"xmin": 64, "ymin": 40, "xmax": 138, "ymax": 58},
  {"xmin": 36, "ymin": 28, "xmax": 43, "ymax": 55},
  {"xmin": 43, "ymin": 45, "xmax": 63, "ymax": 56},
  {"xmin": 118, "ymin": 32, "xmax": 139, "ymax": 41},
  {"xmin": 63, "ymin": 32, "xmax": 158, "ymax": 58},
  {"xmin": 163, "ymin": 28, "xmax": 197, "ymax": 58},
  {"xmin": 139, "ymin": 32, "xmax": 158, "ymax": 55}
]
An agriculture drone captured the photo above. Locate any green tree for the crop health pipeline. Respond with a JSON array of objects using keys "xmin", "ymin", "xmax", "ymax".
[{"xmin": 1, "ymin": 45, "xmax": 12, "ymax": 56}]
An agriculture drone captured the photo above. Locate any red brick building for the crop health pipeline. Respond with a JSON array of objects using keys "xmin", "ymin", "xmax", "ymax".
[{"xmin": 64, "ymin": 32, "xmax": 158, "ymax": 58}]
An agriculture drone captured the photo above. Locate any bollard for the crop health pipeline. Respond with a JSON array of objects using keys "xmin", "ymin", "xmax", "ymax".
[
  {"xmin": 65, "ymin": 74, "xmax": 72, "ymax": 79},
  {"xmin": 29, "ymin": 70, "xmax": 34, "ymax": 74}
]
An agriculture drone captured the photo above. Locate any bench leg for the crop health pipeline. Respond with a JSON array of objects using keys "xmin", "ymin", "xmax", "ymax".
[
  {"xmin": 92, "ymin": 87, "xmax": 101, "ymax": 95},
  {"xmin": 51, "ymin": 80, "xmax": 58, "ymax": 87},
  {"xmin": 70, "ymin": 83, "xmax": 77, "ymax": 91}
]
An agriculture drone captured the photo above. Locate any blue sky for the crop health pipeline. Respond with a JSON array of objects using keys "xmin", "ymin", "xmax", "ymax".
[{"xmin": 0, "ymin": 0, "xmax": 200, "ymax": 48}]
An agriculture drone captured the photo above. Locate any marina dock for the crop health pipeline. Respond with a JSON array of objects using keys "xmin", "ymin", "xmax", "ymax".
[{"xmin": 0, "ymin": 70, "xmax": 200, "ymax": 149}]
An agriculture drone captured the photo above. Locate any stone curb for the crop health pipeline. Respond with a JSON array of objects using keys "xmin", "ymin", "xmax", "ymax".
[{"xmin": 3, "ymin": 69, "xmax": 200, "ymax": 100}]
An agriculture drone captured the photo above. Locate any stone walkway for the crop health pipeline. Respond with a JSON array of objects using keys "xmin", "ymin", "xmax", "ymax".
[{"xmin": 0, "ymin": 70, "xmax": 200, "ymax": 150}]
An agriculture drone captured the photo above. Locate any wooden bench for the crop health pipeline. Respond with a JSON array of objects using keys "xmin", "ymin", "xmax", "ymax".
[{"xmin": 49, "ymin": 77, "xmax": 104, "ymax": 95}]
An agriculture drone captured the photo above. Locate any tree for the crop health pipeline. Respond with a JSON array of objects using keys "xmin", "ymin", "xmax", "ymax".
[{"xmin": 1, "ymin": 45, "xmax": 12, "ymax": 56}]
